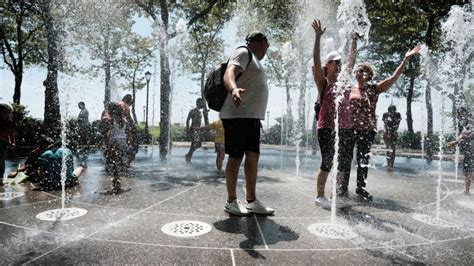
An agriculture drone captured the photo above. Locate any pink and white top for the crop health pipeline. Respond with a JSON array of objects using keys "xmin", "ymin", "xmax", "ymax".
[
  {"xmin": 317, "ymin": 82, "xmax": 352, "ymax": 130},
  {"xmin": 349, "ymin": 84, "xmax": 379, "ymax": 131}
]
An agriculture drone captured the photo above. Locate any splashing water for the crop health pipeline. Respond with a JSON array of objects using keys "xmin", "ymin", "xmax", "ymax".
[
  {"xmin": 440, "ymin": 5, "xmax": 473, "ymax": 180},
  {"xmin": 327, "ymin": 0, "xmax": 372, "ymax": 224}
]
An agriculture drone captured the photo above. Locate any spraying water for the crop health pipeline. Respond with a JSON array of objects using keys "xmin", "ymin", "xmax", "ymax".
[{"xmin": 436, "ymin": 91, "xmax": 446, "ymax": 219}]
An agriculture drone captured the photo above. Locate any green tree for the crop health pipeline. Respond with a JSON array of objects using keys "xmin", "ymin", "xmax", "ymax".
[
  {"xmin": 365, "ymin": 1, "xmax": 462, "ymax": 159},
  {"xmin": 67, "ymin": 0, "xmax": 133, "ymax": 106},
  {"xmin": 0, "ymin": 0, "xmax": 46, "ymax": 104},
  {"xmin": 118, "ymin": 34, "xmax": 155, "ymax": 124},
  {"xmin": 135, "ymin": 0, "xmax": 227, "ymax": 160},
  {"xmin": 175, "ymin": 2, "xmax": 234, "ymax": 125},
  {"xmin": 39, "ymin": 0, "xmax": 61, "ymax": 138}
]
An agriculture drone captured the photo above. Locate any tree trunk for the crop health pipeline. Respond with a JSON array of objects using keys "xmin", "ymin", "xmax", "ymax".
[
  {"xmin": 131, "ymin": 68, "xmax": 138, "ymax": 124},
  {"xmin": 159, "ymin": 42, "xmax": 171, "ymax": 160},
  {"xmin": 424, "ymin": 15, "xmax": 435, "ymax": 162},
  {"xmin": 406, "ymin": 75, "xmax": 415, "ymax": 134},
  {"xmin": 103, "ymin": 35, "xmax": 111, "ymax": 106},
  {"xmin": 425, "ymin": 80, "xmax": 433, "ymax": 161},
  {"xmin": 297, "ymin": 65, "xmax": 306, "ymax": 144},
  {"xmin": 40, "ymin": 0, "xmax": 61, "ymax": 139},
  {"xmin": 13, "ymin": 73, "xmax": 22, "ymax": 104},
  {"xmin": 200, "ymin": 64, "xmax": 209, "ymax": 125}
]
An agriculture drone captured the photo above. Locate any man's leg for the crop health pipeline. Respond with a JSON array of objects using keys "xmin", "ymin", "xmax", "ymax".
[
  {"xmin": 225, "ymin": 157, "xmax": 242, "ymax": 201},
  {"xmin": 243, "ymin": 151, "xmax": 259, "ymax": 201},
  {"xmin": 465, "ymin": 172, "xmax": 471, "ymax": 194}
]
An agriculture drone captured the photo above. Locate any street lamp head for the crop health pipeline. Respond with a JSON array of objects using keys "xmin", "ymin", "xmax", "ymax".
[{"xmin": 145, "ymin": 71, "xmax": 152, "ymax": 82}]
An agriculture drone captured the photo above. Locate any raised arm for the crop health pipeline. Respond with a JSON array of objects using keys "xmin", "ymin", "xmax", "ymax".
[
  {"xmin": 312, "ymin": 19, "xmax": 326, "ymax": 94},
  {"xmin": 347, "ymin": 33, "xmax": 359, "ymax": 73},
  {"xmin": 376, "ymin": 45, "xmax": 421, "ymax": 93}
]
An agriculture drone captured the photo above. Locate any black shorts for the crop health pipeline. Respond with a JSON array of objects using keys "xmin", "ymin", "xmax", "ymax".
[
  {"xmin": 222, "ymin": 118, "xmax": 261, "ymax": 159},
  {"xmin": 317, "ymin": 128, "xmax": 335, "ymax": 172}
]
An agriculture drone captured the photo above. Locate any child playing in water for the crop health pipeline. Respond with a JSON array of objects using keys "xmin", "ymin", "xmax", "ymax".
[{"xmin": 103, "ymin": 102, "xmax": 129, "ymax": 194}]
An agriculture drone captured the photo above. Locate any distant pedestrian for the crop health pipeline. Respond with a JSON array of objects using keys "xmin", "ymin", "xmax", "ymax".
[
  {"xmin": 77, "ymin": 101, "xmax": 91, "ymax": 156},
  {"xmin": 382, "ymin": 105, "xmax": 402, "ymax": 170},
  {"xmin": 185, "ymin": 98, "xmax": 205, "ymax": 163},
  {"xmin": 0, "ymin": 103, "xmax": 15, "ymax": 183}
]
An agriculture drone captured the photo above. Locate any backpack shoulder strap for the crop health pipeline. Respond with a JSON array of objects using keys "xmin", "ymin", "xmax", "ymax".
[{"xmin": 235, "ymin": 46, "xmax": 253, "ymax": 68}]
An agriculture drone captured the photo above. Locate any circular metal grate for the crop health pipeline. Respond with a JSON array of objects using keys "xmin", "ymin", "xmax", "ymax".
[
  {"xmin": 413, "ymin": 213, "xmax": 455, "ymax": 228},
  {"xmin": 0, "ymin": 192, "xmax": 25, "ymax": 200},
  {"xmin": 161, "ymin": 220, "xmax": 212, "ymax": 238},
  {"xmin": 308, "ymin": 222, "xmax": 358, "ymax": 240},
  {"xmin": 36, "ymin": 207, "xmax": 87, "ymax": 221}
]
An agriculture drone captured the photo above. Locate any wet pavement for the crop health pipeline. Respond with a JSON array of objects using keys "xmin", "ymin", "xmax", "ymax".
[{"xmin": 1, "ymin": 145, "xmax": 473, "ymax": 264}]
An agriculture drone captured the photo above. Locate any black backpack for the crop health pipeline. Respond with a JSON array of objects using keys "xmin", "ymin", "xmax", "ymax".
[{"xmin": 204, "ymin": 46, "xmax": 253, "ymax": 111}]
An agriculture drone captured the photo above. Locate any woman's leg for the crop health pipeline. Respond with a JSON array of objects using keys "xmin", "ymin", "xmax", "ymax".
[{"xmin": 316, "ymin": 129, "xmax": 335, "ymax": 198}]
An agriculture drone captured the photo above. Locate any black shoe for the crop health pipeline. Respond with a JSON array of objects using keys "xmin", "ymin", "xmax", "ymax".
[{"xmin": 356, "ymin": 187, "xmax": 373, "ymax": 201}]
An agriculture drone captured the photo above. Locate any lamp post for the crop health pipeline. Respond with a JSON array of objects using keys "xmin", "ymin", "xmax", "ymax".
[
  {"xmin": 143, "ymin": 106, "xmax": 146, "ymax": 124},
  {"xmin": 145, "ymin": 71, "xmax": 152, "ymax": 133}
]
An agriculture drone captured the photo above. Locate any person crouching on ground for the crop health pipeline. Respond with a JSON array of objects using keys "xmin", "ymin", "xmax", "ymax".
[{"xmin": 35, "ymin": 140, "xmax": 85, "ymax": 191}]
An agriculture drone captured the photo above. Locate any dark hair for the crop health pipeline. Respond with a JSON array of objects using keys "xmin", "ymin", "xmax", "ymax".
[
  {"xmin": 388, "ymin": 105, "xmax": 396, "ymax": 112},
  {"xmin": 122, "ymin": 94, "xmax": 133, "ymax": 104},
  {"xmin": 357, "ymin": 63, "xmax": 374, "ymax": 80},
  {"xmin": 78, "ymin": 101, "xmax": 85, "ymax": 106},
  {"xmin": 0, "ymin": 103, "xmax": 12, "ymax": 113},
  {"xmin": 245, "ymin": 31, "xmax": 268, "ymax": 44},
  {"xmin": 108, "ymin": 102, "xmax": 123, "ymax": 117}
]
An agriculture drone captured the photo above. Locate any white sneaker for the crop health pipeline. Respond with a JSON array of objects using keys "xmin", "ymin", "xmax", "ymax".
[
  {"xmin": 224, "ymin": 199, "xmax": 248, "ymax": 216},
  {"xmin": 245, "ymin": 199, "xmax": 274, "ymax": 215},
  {"xmin": 314, "ymin": 196, "xmax": 331, "ymax": 209}
]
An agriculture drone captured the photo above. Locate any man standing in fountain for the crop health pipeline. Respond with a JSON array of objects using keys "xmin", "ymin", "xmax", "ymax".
[
  {"xmin": 185, "ymin": 98, "xmax": 205, "ymax": 163},
  {"xmin": 448, "ymin": 106, "xmax": 472, "ymax": 195},
  {"xmin": 382, "ymin": 105, "xmax": 402, "ymax": 170},
  {"xmin": 77, "ymin": 101, "xmax": 90, "ymax": 158},
  {"xmin": 220, "ymin": 31, "xmax": 273, "ymax": 216}
]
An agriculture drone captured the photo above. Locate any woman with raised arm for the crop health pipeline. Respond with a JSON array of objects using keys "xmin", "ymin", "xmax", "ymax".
[
  {"xmin": 342, "ymin": 45, "xmax": 421, "ymax": 201},
  {"xmin": 311, "ymin": 19, "xmax": 357, "ymax": 207}
]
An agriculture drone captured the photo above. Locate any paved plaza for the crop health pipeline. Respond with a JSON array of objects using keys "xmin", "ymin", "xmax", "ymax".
[{"xmin": 1, "ymin": 146, "xmax": 473, "ymax": 264}]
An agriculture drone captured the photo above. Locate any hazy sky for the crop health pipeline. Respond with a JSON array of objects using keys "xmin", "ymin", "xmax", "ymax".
[{"xmin": 0, "ymin": 10, "xmax": 459, "ymax": 134}]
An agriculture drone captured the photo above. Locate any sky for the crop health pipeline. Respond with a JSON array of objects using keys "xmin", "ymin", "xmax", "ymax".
[{"xmin": 0, "ymin": 5, "xmax": 463, "ymax": 134}]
